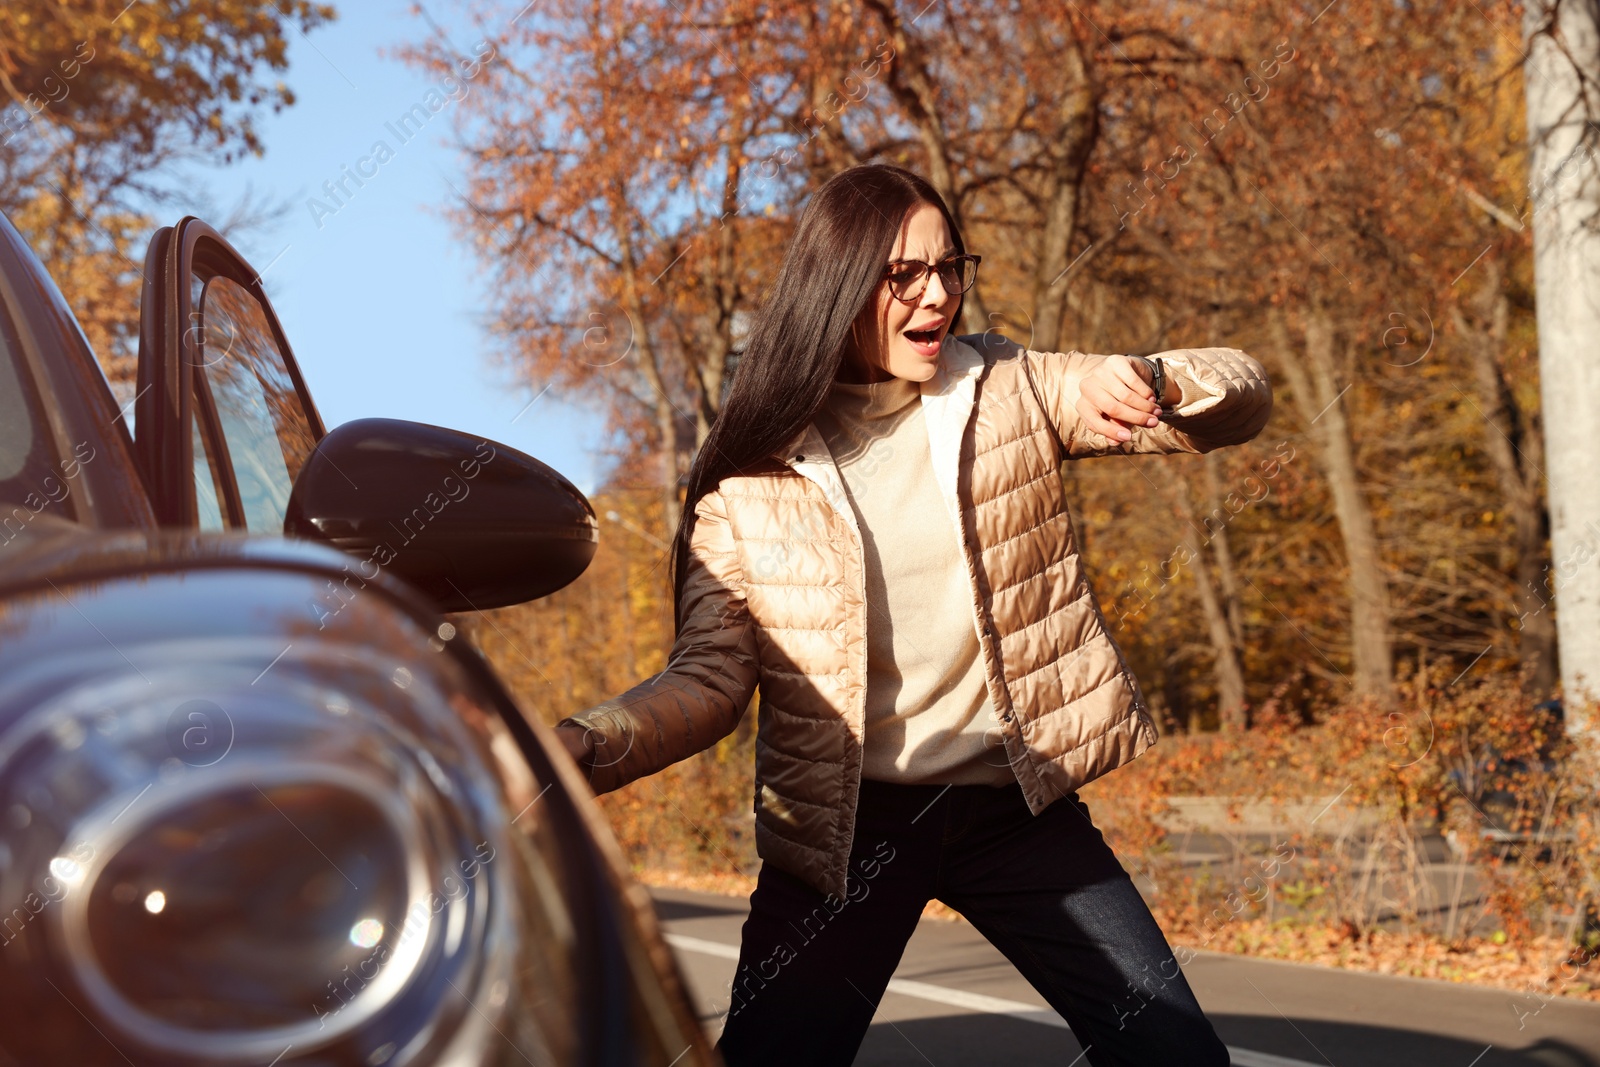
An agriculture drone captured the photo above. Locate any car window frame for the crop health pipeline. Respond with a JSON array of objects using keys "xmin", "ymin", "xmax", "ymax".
[{"xmin": 136, "ymin": 218, "xmax": 325, "ymax": 528}]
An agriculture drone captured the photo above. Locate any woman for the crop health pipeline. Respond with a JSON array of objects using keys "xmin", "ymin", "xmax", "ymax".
[{"xmin": 554, "ymin": 164, "xmax": 1270, "ymax": 1066}]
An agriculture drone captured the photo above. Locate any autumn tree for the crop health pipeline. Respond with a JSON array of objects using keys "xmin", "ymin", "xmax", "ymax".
[
  {"xmin": 415, "ymin": 0, "xmax": 1220, "ymax": 529},
  {"xmin": 426, "ymin": 0, "xmax": 1557, "ymax": 730},
  {"xmin": 402, "ymin": 0, "xmax": 904, "ymax": 531},
  {"xmin": 1522, "ymin": 0, "xmax": 1600, "ymax": 732},
  {"xmin": 0, "ymin": 0, "xmax": 335, "ymax": 380},
  {"xmin": 1085, "ymin": 0, "xmax": 1554, "ymax": 711}
]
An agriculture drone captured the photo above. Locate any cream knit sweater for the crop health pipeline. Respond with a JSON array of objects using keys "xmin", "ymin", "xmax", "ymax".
[{"xmin": 813, "ymin": 374, "xmax": 1016, "ymax": 787}]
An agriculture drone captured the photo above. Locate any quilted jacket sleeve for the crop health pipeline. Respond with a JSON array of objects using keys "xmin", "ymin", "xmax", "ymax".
[
  {"xmin": 1023, "ymin": 345, "xmax": 1274, "ymax": 458},
  {"xmin": 555, "ymin": 487, "xmax": 760, "ymax": 794}
]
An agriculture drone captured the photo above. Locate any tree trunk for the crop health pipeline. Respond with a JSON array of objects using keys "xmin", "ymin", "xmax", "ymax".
[
  {"xmin": 801, "ymin": 1, "xmax": 863, "ymax": 174},
  {"xmin": 1267, "ymin": 302, "xmax": 1395, "ymax": 701},
  {"xmin": 1523, "ymin": 0, "xmax": 1600, "ymax": 731},
  {"xmin": 1202, "ymin": 452, "xmax": 1246, "ymax": 649},
  {"xmin": 695, "ymin": 105, "xmax": 747, "ymax": 445},
  {"xmin": 1449, "ymin": 262, "xmax": 1558, "ymax": 697},
  {"xmin": 1177, "ymin": 479, "xmax": 1248, "ymax": 727},
  {"xmin": 614, "ymin": 208, "xmax": 681, "ymax": 533},
  {"xmin": 1028, "ymin": 36, "xmax": 1098, "ymax": 355},
  {"xmin": 863, "ymin": 0, "xmax": 987, "ymax": 333}
]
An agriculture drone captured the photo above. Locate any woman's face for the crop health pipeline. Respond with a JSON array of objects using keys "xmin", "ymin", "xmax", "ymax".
[{"xmin": 843, "ymin": 202, "xmax": 960, "ymax": 384}]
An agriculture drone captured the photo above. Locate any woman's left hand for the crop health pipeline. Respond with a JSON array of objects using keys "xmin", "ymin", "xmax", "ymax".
[
  {"xmin": 554, "ymin": 723, "xmax": 597, "ymax": 765},
  {"xmin": 1076, "ymin": 356, "xmax": 1162, "ymax": 442}
]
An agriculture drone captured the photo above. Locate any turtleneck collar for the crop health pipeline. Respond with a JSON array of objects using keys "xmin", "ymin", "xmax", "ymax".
[{"xmin": 826, "ymin": 373, "xmax": 920, "ymax": 421}]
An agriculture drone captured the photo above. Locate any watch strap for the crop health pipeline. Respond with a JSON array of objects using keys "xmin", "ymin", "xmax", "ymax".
[{"xmin": 1129, "ymin": 354, "xmax": 1169, "ymax": 413}]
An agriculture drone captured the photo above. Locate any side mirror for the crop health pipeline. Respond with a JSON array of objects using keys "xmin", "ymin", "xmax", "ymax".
[{"xmin": 284, "ymin": 418, "xmax": 597, "ymax": 612}]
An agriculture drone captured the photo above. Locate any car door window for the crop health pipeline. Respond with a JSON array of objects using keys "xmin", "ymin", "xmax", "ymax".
[
  {"xmin": 192, "ymin": 276, "xmax": 317, "ymax": 532},
  {"xmin": 190, "ymin": 416, "xmax": 226, "ymax": 531}
]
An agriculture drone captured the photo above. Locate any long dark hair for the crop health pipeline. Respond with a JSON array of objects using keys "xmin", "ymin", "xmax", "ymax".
[{"xmin": 669, "ymin": 163, "xmax": 968, "ymax": 625}]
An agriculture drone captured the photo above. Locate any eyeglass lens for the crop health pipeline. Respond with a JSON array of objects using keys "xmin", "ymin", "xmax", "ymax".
[{"xmin": 890, "ymin": 257, "xmax": 977, "ymax": 299}]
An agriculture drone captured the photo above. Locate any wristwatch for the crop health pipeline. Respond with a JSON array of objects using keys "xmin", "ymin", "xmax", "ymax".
[{"xmin": 1131, "ymin": 355, "xmax": 1169, "ymax": 413}]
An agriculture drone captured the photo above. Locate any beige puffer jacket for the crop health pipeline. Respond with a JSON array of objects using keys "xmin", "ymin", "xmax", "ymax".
[{"xmin": 560, "ymin": 334, "xmax": 1272, "ymax": 900}]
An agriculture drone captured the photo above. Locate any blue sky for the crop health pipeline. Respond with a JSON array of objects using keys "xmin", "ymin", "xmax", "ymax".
[{"xmin": 164, "ymin": 1, "xmax": 605, "ymax": 494}]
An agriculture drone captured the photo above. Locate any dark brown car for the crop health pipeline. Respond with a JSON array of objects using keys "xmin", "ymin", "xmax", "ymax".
[{"xmin": 0, "ymin": 212, "xmax": 714, "ymax": 1066}]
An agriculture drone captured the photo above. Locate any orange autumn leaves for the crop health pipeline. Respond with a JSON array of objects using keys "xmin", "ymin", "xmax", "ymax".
[{"xmin": 1, "ymin": 0, "xmax": 335, "ymax": 382}]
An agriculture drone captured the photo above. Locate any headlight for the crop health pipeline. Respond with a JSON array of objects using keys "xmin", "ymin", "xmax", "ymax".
[{"xmin": 0, "ymin": 569, "xmax": 583, "ymax": 1066}]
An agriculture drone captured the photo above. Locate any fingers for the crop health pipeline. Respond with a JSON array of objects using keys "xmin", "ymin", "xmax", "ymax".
[
  {"xmin": 1075, "ymin": 390, "xmax": 1141, "ymax": 440},
  {"xmin": 1078, "ymin": 370, "xmax": 1162, "ymax": 441},
  {"xmin": 1101, "ymin": 384, "xmax": 1160, "ymax": 424},
  {"xmin": 1114, "ymin": 355, "xmax": 1158, "ymax": 402},
  {"xmin": 1074, "ymin": 395, "xmax": 1128, "ymax": 441}
]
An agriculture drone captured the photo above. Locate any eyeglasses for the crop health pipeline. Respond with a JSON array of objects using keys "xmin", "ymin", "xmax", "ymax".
[{"xmin": 882, "ymin": 253, "xmax": 982, "ymax": 304}]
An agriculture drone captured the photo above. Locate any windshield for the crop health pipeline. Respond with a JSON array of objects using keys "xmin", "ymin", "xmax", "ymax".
[
  {"xmin": 0, "ymin": 210, "xmax": 154, "ymax": 534},
  {"xmin": 0, "ymin": 299, "xmax": 76, "ymax": 531}
]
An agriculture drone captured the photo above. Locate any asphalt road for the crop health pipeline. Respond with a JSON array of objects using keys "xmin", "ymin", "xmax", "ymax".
[{"xmin": 650, "ymin": 887, "xmax": 1600, "ymax": 1067}]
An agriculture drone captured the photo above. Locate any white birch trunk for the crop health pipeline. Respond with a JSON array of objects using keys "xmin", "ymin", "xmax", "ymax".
[{"xmin": 1523, "ymin": 0, "xmax": 1600, "ymax": 734}]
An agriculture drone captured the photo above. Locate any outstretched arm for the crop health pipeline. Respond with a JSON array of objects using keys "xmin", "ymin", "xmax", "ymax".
[
  {"xmin": 555, "ymin": 488, "xmax": 760, "ymax": 793},
  {"xmin": 1027, "ymin": 345, "xmax": 1274, "ymax": 458}
]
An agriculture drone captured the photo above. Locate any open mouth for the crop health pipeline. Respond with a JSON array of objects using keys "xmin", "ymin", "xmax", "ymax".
[{"xmin": 902, "ymin": 321, "xmax": 945, "ymax": 348}]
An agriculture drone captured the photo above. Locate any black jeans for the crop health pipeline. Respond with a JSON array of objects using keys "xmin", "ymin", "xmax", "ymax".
[{"xmin": 715, "ymin": 778, "xmax": 1230, "ymax": 1067}]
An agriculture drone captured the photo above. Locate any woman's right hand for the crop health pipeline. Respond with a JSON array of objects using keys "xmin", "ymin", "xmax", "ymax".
[
  {"xmin": 554, "ymin": 724, "xmax": 597, "ymax": 765},
  {"xmin": 1077, "ymin": 355, "xmax": 1162, "ymax": 442}
]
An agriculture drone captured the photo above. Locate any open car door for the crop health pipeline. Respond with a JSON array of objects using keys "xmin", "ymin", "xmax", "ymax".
[
  {"xmin": 132, "ymin": 217, "xmax": 597, "ymax": 611},
  {"xmin": 134, "ymin": 218, "xmax": 325, "ymax": 531}
]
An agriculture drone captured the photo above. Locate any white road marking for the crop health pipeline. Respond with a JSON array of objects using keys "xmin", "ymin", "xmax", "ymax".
[
  {"xmin": 663, "ymin": 932, "xmax": 1324, "ymax": 1067},
  {"xmin": 1228, "ymin": 1050, "xmax": 1332, "ymax": 1067},
  {"xmin": 663, "ymin": 933, "xmax": 740, "ymax": 960}
]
